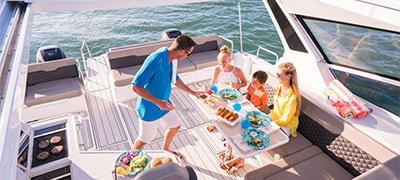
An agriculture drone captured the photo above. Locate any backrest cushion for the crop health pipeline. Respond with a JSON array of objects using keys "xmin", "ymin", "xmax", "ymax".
[
  {"xmin": 107, "ymin": 34, "xmax": 222, "ymax": 69},
  {"xmin": 27, "ymin": 58, "xmax": 78, "ymax": 86},
  {"xmin": 192, "ymin": 41, "xmax": 218, "ymax": 54}
]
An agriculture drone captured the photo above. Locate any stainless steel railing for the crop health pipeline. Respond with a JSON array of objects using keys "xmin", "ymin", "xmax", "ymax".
[
  {"xmin": 80, "ymin": 40, "xmax": 93, "ymax": 77},
  {"xmin": 256, "ymin": 46, "xmax": 279, "ymax": 63},
  {"xmin": 219, "ymin": 36, "xmax": 234, "ymax": 54}
]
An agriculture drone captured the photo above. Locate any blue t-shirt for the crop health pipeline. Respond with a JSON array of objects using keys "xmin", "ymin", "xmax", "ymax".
[{"xmin": 131, "ymin": 47, "xmax": 179, "ymax": 121}]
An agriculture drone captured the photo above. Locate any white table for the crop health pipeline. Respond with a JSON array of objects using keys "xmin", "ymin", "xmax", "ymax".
[{"xmin": 191, "ymin": 88, "xmax": 289, "ymax": 159}]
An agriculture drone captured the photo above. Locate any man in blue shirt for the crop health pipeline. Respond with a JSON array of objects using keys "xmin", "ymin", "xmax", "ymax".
[{"xmin": 131, "ymin": 35, "xmax": 201, "ymax": 158}]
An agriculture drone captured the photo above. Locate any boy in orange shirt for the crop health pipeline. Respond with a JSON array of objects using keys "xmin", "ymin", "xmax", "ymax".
[
  {"xmin": 219, "ymin": 71, "xmax": 269, "ymax": 174},
  {"xmin": 247, "ymin": 70, "xmax": 269, "ymax": 113}
]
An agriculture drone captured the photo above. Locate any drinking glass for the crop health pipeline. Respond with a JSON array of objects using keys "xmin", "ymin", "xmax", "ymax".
[
  {"xmin": 233, "ymin": 103, "xmax": 242, "ymax": 112},
  {"xmin": 210, "ymin": 85, "xmax": 218, "ymax": 94},
  {"xmin": 241, "ymin": 119, "xmax": 251, "ymax": 129}
]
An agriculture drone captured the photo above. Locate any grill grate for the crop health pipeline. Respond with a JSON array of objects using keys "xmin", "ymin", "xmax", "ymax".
[{"xmin": 32, "ymin": 130, "xmax": 68, "ymax": 168}]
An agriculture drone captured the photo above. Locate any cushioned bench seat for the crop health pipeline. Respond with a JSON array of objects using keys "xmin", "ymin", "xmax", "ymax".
[
  {"xmin": 353, "ymin": 155, "xmax": 400, "ymax": 180},
  {"xmin": 25, "ymin": 58, "xmax": 82, "ymax": 107},
  {"xmin": 186, "ymin": 50, "xmax": 219, "ymax": 69},
  {"xmin": 25, "ymin": 77, "xmax": 81, "ymax": 106},
  {"xmin": 245, "ymin": 146, "xmax": 354, "ymax": 180},
  {"xmin": 107, "ymin": 34, "xmax": 223, "ymax": 87},
  {"xmin": 265, "ymin": 132, "xmax": 313, "ymax": 161}
]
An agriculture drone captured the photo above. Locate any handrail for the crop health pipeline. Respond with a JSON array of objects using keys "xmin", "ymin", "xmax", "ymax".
[
  {"xmin": 256, "ymin": 46, "xmax": 279, "ymax": 63},
  {"xmin": 0, "ymin": 4, "xmax": 22, "ymax": 83},
  {"xmin": 219, "ymin": 36, "xmax": 234, "ymax": 54},
  {"xmin": 80, "ymin": 40, "xmax": 93, "ymax": 77},
  {"xmin": 238, "ymin": 2, "xmax": 243, "ymax": 53}
]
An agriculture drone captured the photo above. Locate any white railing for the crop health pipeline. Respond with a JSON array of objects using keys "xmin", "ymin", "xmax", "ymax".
[
  {"xmin": 80, "ymin": 40, "xmax": 93, "ymax": 77},
  {"xmin": 257, "ymin": 46, "xmax": 279, "ymax": 63},
  {"xmin": 219, "ymin": 36, "xmax": 234, "ymax": 54}
]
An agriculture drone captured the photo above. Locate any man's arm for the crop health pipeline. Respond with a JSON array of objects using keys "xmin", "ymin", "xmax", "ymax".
[
  {"xmin": 174, "ymin": 78, "xmax": 203, "ymax": 97},
  {"xmin": 131, "ymin": 85, "xmax": 173, "ymax": 110}
]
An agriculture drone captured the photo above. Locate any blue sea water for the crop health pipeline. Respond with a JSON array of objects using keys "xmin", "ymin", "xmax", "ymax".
[
  {"xmin": 29, "ymin": 0, "xmax": 283, "ymax": 63},
  {"xmin": 28, "ymin": 0, "xmax": 399, "ymax": 116}
]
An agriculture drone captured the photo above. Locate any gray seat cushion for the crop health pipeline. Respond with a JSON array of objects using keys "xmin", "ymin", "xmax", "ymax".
[
  {"xmin": 25, "ymin": 77, "xmax": 82, "ymax": 107},
  {"xmin": 108, "ymin": 34, "xmax": 222, "ymax": 87},
  {"xmin": 244, "ymin": 146, "xmax": 354, "ymax": 180},
  {"xmin": 266, "ymin": 132, "xmax": 313, "ymax": 160},
  {"xmin": 185, "ymin": 50, "xmax": 219, "ymax": 69},
  {"xmin": 353, "ymin": 155, "xmax": 400, "ymax": 180},
  {"xmin": 112, "ymin": 65, "xmax": 141, "ymax": 87}
]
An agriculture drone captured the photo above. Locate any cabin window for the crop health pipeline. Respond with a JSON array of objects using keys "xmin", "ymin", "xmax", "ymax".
[
  {"xmin": 331, "ymin": 69, "xmax": 400, "ymax": 117},
  {"xmin": 301, "ymin": 18, "xmax": 399, "ymax": 80},
  {"xmin": 300, "ymin": 18, "xmax": 400, "ymax": 116}
]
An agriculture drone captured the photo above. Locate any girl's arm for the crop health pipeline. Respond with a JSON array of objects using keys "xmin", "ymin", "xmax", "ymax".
[
  {"xmin": 231, "ymin": 68, "xmax": 247, "ymax": 89},
  {"xmin": 205, "ymin": 67, "xmax": 220, "ymax": 90}
]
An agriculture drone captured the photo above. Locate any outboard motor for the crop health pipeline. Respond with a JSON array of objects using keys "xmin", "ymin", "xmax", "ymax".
[
  {"xmin": 161, "ymin": 28, "xmax": 182, "ymax": 40},
  {"xmin": 36, "ymin": 45, "xmax": 66, "ymax": 63}
]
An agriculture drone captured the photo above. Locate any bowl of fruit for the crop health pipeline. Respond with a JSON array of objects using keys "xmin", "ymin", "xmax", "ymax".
[{"xmin": 115, "ymin": 149, "xmax": 149, "ymax": 176}]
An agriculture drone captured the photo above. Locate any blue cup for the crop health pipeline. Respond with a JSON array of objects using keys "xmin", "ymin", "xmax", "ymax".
[
  {"xmin": 210, "ymin": 86, "xmax": 218, "ymax": 94},
  {"xmin": 241, "ymin": 119, "xmax": 251, "ymax": 129},
  {"xmin": 233, "ymin": 103, "xmax": 242, "ymax": 112}
]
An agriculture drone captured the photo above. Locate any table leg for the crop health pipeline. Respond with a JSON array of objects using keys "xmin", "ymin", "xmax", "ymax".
[{"xmin": 225, "ymin": 142, "xmax": 233, "ymax": 161}]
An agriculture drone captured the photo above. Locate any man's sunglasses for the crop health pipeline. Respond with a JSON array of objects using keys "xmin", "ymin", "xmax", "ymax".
[{"xmin": 182, "ymin": 48, "xmax": 191, "ymax": 57}]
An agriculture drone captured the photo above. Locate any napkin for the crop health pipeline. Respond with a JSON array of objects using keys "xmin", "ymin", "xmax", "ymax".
[
  {"xmin": 171, "ymin": 59, "xmax": 178, "ymax": 84},
  {"xmin": 258, "ymin": 122, "xmax": 280, "ymax": 135},
  {"xmin": 231, "ymin": 134, "xmax": 253, "ymax": 153}
]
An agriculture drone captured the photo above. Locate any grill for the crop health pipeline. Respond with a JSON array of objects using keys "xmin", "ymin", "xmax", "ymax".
[{"xmin": 32, "ymin": 130, "xmax": 68, "ymax": 168}]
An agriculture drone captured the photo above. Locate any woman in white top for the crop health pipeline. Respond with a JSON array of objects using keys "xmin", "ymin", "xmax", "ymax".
[
  {"xmin": 206, "ymin": 45, "xmax": 247, "ymax": 132},
  {"xmin": 205, "ymin": 45, "xmax": 247, "ymax": 90}
]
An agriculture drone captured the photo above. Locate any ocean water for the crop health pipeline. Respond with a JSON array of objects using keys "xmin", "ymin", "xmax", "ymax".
[
  {"xmin": 28, "ymin": 0, "xmax": 400, "ymax": 115},
  {"xmin": 29, "ymin": 0, "xmax": 283, "ymax": 63}
]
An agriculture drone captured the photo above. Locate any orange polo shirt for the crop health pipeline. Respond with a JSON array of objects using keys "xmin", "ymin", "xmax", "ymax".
[{"xmin": 247, "ymin": 84, "xmax": 268, "ymax": 107}]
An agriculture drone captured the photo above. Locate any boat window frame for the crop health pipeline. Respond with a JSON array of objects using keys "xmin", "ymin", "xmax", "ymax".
[
  {"xmin": 297, "ymin": 15, "xmax": 400, "ymax": 82},
  {"xmin": 267, "ymin": 0, "xmax": 308, "ymax": 53}
]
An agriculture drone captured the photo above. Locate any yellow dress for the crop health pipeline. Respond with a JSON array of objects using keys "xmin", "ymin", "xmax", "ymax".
[{"xmin": 271, "ymin": 84, "xmax": 298, "ymax": 137}]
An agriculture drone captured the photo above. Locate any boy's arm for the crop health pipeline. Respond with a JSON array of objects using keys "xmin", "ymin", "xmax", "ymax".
[{"xmin": 257, "ymin": 91, "xmax": 268, "ymax": 112}]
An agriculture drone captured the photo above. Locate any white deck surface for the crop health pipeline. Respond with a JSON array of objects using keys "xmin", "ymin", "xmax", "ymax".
[{"xmin": 64, "ymin": 55, "xmax": 273, "ymax": 179}]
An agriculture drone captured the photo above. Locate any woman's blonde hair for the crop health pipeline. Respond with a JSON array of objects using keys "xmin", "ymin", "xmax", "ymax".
[
  {"xmin": 279, "ymin": 62, "xmax": 301, "ymax": 116},
  {"xmin": 218, "ymin": 45, "xmax": 232, "ymax": 59}
]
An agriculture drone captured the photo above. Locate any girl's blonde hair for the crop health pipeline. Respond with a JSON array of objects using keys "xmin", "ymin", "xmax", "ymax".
[
  {"xmin": 279, "ymin": 62, "xmax": 301, "ymax": 116},
  {"xmin": 219, "ymin": 45, "xmax": 232, "ymax": 59}
]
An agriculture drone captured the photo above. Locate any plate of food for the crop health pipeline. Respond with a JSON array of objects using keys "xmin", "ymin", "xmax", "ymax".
[
  {"xmin": 214, "ymin": 106, "xmax": 244, "ymax": 126},
  {"xmin": 219, "ymin": 88, "xmax": 241, "ymax": 101},
  {"xmin": 242, "ymin": 129, "xmax": 270, "ymax": 149},
  {"xmin": 245, "ymin": 111, "xmax": 270, "ymax": 127},
  {"xmin": 115, "ymin": 149, "xmax": 149, "ymax": 176}
]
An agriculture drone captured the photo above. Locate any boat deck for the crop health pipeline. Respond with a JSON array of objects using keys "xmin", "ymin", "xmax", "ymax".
[{"xmin": 77, "ymin": 55, "xmax": 270, "ymax": 179}]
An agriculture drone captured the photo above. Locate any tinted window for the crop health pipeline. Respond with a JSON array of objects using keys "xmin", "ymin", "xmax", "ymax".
[
  {"xmin": 332, "ymin": 69, "xmax": 400, "ymax": 116},
  {"xmin": 302, "ymin": 18, "xmax": 400, "ymax": 80}
]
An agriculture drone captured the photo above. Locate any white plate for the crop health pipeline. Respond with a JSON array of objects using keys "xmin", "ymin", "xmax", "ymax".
[{"xmin": 213, "ymin": 106, "xmax": 244, "ymax": 126}]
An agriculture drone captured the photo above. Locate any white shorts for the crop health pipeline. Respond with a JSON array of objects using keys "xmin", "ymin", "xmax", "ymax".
[{"xmin": 137, "ymin": 110, "xmax": 180, "ymax": 143}]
